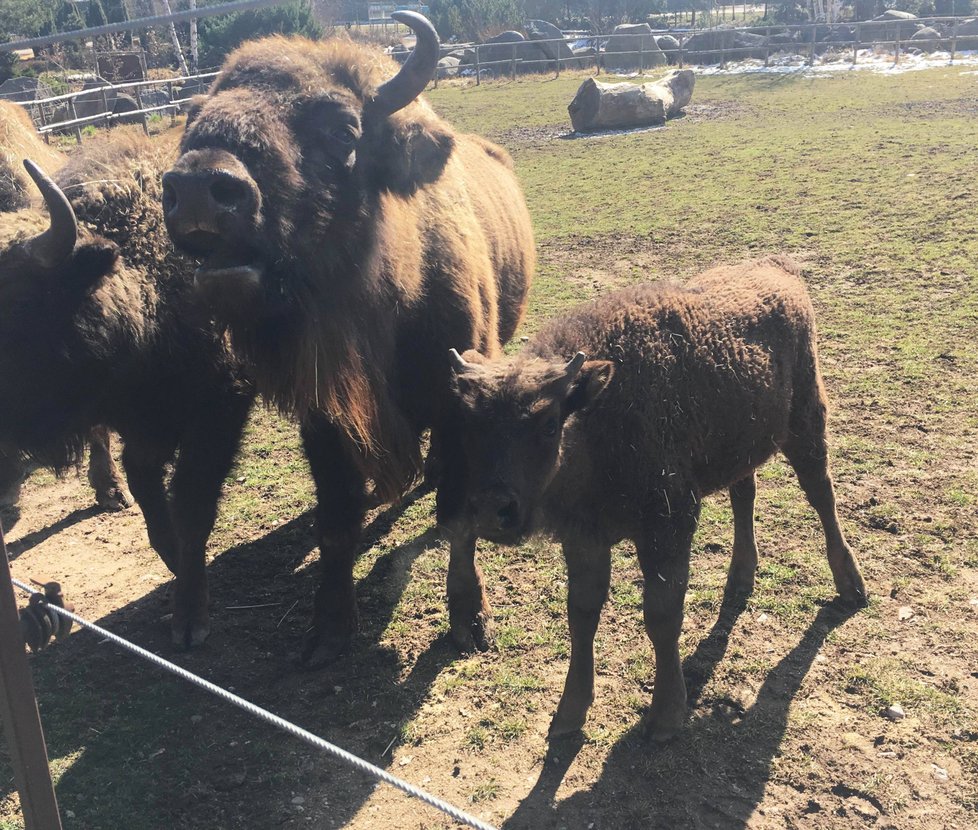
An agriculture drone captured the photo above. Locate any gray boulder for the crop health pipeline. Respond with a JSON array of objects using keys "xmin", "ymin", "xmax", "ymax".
[
  {"xmin": 437, "ymin": 56, "xmax": 461, "ymax": 79},
  {"xmin": 684, "ymin": 30, "xmax": 768, "ymax": 64},
  {"xmin": 956, "ymin": 18, "xmax": 978, "ymax": 49},
  {"xmin": 604, "ymin": 23, "xmax": 667, "ymax": 70},
  {"xmin": 526, "ymin": 19, "xmax": 585, "ymax": 68},
  {"xmin": 909, "ymin": 26, "xmax": 942, "ymax": 51},
  {"xmin": 569, "ymin": 69, "xmax": 694, "ymax": 132},
  {"xmin": 655, "ymin": 35, "xmax": 681, "ymax": 63},
  {"xmin": 864, "ymin": 11, "xmax": 919, "ymax": 42},
  {"xmin": 481, "ymin": 31, "xmax": 549, "ymax": 72},
  {"xmin": 0, "ymin": 77, "xmax": 54, "ymax": 104}
]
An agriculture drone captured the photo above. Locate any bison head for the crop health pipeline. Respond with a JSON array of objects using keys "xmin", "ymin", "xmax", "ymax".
[
  {"xmin": 445, "ymin": 349, "xmax": 614, "ymax": 543},
  {"xmin": 163, "ymin": 11, "xmax": 448, "ymax": 323},
  {"xmin": 0, "ymin": 161, "xmax": 128, "ymax": 461}
]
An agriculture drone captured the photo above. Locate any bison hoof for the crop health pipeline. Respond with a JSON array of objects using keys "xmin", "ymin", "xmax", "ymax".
[
  {"xmin": 835, "ymin": 563, "xmax": 869, "ymax": 609},
  {"xmin": 644, "ymin": 717, "xmax": 682, "ymax": 743},
  {"xmin": 299, "ymin": 628, "xmax": 353, "ymax": 670},
  {"xmin": 171, "ymin": 618, "xmax": 210, "ymax": 650},
  {"xmin": 450, "ymin": 612, "xmax": 493, "ymax": 654},
  {"xmin": 96, "ymin": 485, "xmax": 134, "ymax": 512}
]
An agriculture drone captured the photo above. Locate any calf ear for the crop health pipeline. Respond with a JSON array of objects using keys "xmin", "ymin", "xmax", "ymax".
[
  {"xmin": 565, "ymin": 360, "xmax": 614, "ymax": 414},
  {"xmin": 367, "ymin": 108, "xmax": 455, "ymax": 196}
]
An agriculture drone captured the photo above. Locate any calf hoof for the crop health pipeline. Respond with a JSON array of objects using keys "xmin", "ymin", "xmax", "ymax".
[
  {"xmin": 449, "ymin": 609, "xmax": 494, "ymax": 654},
  {"xmin": 835, "ymin": 562, "xmax": 869, "ymax": 609},
  {"xmin": 724, "ymin": 562, "xmax": 756, "ymax": 596},
  {"xmin": 548, "ymin": 711, "xmax": 586, "ymax": 741},
  {"xmin": 95, "ymin": 484, "xmax": 134, "ymax": 512},
  {"xmin": 299, "ymin": 623, "xmax": 355, "ymax": 670}
]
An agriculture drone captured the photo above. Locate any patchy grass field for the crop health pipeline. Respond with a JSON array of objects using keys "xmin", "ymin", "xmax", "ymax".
[{"xmin": 2, "ymin": 66, "xmax": 977, "ymax": 829}]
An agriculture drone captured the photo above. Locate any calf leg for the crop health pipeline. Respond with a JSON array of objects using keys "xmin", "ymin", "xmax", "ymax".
[
  {"xmin": 782, "ymin": 388, "xmax": 867, "ymax": 607},
  {"xmin": 168, "ymin": 397, "xmax": 252, "ymax": 649},
  {"xmin": 445, "ymin": 531, "xmax": 494, "ymax": 653},
  {"xmin": 549, "ymin": 538, "xmax": 611, "ymax": 739},
  {"xmin": 637, "ymin": 497, "xmax": 699, "ymax": 741},
  {"xmin": 87, "ymin": 426, "xmax": 133, "ymax": 511},
  {"xmin": 300, "ymin": 415, "xmax": 368, "ymax": 668},
  {"xmin": 122, "ymin": 441, "xmax": 179, "ymax": 573},
  {"xmin": 726, "ymin": 472, "xmax": 759, "ymax": 594}
]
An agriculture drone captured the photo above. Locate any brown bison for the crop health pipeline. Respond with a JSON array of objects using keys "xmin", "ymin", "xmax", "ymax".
[
  {"xmin": 163, "ymin": 12, "xmax": 535, "ymax": 664},
  {"xmin": 440, "ymin": 256, "xmax": 867, "ymax": 740},
  {"xmin": 0, "ymin": 102, "xmax": 131, "ymax": 511},
  {"xmin": 0, "ymin": 144, "xmax": 254, "ymax": 647}
]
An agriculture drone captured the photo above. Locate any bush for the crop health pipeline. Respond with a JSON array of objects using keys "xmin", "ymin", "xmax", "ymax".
[{"xmin": 197, "ymin": 1, "xmax": 323, "ymax": 68}]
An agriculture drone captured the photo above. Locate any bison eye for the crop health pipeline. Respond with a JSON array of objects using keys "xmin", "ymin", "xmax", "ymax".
[
  {"xmin": 542, "ymin": 417, "xmax": 559, "ymax": 438},
  {"xmin": 328, "ymin": 126, "xmax": 357, "ymax": 146}
]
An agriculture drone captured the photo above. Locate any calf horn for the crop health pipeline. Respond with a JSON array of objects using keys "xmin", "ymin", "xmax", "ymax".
[
  {"xmin": 372, "ymin": 11, "xmax": 440, "ymax": 116},
  {"xmin": 22, "ymin": 160, "xmax": 77, "ymax": 269}
]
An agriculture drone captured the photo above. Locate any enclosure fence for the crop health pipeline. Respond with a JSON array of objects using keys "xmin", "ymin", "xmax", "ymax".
[{"xmin": 5, "ymin": 575, "xmax": 499, "ymax": 830}]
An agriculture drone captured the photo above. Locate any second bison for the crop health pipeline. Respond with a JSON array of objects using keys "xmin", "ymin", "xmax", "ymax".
[
  {"xmin": 163, "ymin": 13, "xmax": 535, "ymax": 664},
  {"xmin": 441, "ymin": 256, "xmax": 867, "ymax": 739}
]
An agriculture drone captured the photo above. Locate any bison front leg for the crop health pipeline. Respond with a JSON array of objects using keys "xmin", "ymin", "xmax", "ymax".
[
  {"xmin": 87, "ymin": 426, "xmax": 134, "ymax": 511},
  {"xmin": 726, "ymin": 472, "xmax": 759, "ymax": 594},
  {"xmin": 122, "ymin": 441, "xmax": 179, "ymax": 573},
  {"xmin": 445, "ymin": 531, "xmax": 494, "ymax": 653},
  {"xmin": 168, "ymin": 396, "xmax": 252, "ymax": 649},
  {"xmin": 549, "ymin": 537, "xmax": 611, "ymax": 739},
  {"xmin": 300, "ymin": 416, "xmax": 368, "ymax": 668}
]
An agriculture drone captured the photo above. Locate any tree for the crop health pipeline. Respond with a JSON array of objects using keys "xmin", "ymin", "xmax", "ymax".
[{"xmin": 428, "ymin": 0, "xmax": 525, "ymax": 41}]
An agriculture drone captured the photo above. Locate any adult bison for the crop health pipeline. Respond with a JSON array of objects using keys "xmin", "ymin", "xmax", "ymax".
[
  {"xmin": 0, "ymin": 102, "xmax": 131, "ymax": 511},
  {"xmin": 163, "ymin": 12, "xmax": 535, "ymax": 664},
  {"xmin": 0, "ymin": 144, "xmax": 254, "ymax": 648},
  {"xmin": 441, "ymin": 257, "xmax": 867, "ymax": 739}
]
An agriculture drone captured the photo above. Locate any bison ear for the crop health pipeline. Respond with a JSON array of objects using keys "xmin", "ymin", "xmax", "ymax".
[
  {"xmin": 564, "ymin": 360, "xmax": 614, "ymax": 414},
  {"xmin": 182, "ymin": 95, "xmax": 207, "ymax": 127},
  {"xmin": 368, "ymin": 111, "xmax": 455, "ymax": 195},
  {"xmin": 460, "ymin": 349, "xmax": 489, "ymax": 366},
  {"xmin": 70, "ymin": 240, "xmax": 120, "ymax": 288}
]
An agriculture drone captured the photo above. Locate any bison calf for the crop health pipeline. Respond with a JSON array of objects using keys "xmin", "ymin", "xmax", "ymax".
[{"xmin": 440, "ymin": 256, "xmax": 867, "ymax": 740}]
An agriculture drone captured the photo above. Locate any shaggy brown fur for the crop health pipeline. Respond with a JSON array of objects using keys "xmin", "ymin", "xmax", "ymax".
[
  {"xmin": 440, "ymin": 256, "xmax": 867, "ymax": 739},
  {"xmin": 166, "ymin": 33, "xmax": 535, "ymax": 663},
  {"xmin": 0, "ymin": 102, "xmax": 63, "ymax": 211},
  {"xmin": 0, "ymin": 131, "xmax": 254, "ymax": 647}
]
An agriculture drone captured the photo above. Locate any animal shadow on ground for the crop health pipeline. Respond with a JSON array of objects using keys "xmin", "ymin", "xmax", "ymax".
[
  {"xmin": 3, "ymin": 505, "xmax": 102, "ymax": 558},
  {"xmin": 505, "ymin": 594, "xmax": 859, "ymax": 830},
  {"xmin": 2, "ymin": 490, "xmax": 460, "ymax": 827}
]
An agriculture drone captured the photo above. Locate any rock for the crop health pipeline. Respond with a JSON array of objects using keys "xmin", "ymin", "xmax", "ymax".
[
  {"xmin": 931, "ymin": 763, "xmax": 948, "ymax": 781},
  {"xmin": 437, "ymin": 56, "xmax": 461, "ymax": 79},
  {"xmin": 568, "ymin": 69, "xmax": 694, "ymax": 133},
  {"xmin": 683, "ymin": 30, "xmax": 768, "ymax": 65},
  {"xmin": 864, "ymin": 11, "xmax": 919, "ymax": 42},
  {"xmin": 956, "ymin": 18, "xmax": 978, "ymax": 49},
  {"xmin": 885, "ymin": 704, "xmax": 905, "ymax": 721},
  {"xmin": 604, "ymin": 23, "xmax": 666, "ymax": 71},
  {"xmin": 897, "ymin": 605, "xmax": 914, "ymax": 621},
  {"xmin": 909, "ymin": 26, "xmax": 942, "ymax": 51},
  {"xmin": 526, "ymin": 19, "xmax": 586, "ymax": 69},
  {"xmin": 0, "ymin": 76, "xmax": 55, "ymax": 104},
  {"xmin": 480, "ymin": 31, "xmax": 549, "ymax": 73},
  {"xmin": 655, "ymin": 35, "xmax": 681, "ymax": 63}
]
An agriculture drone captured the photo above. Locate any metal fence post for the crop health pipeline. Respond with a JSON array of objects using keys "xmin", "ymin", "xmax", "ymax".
[{"xmin": 0, "ymin": 522, "xmax": 64, "ymax": 830}]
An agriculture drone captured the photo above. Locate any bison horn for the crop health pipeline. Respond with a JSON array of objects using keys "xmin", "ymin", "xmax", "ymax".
[
  {"xmin": 564, "ymin": 352, "xmax": 587, "ymax": 377},
  {"xmin": 22, "ymin": 159, "xmax": 77, "ymax": 269},
  {"xmin": 448, "ymin": 348, "xmax": 470, "ymax": 374},
  {"xmin": 372, "ymin": 11, "xmax": 440, "ymax": 116}
]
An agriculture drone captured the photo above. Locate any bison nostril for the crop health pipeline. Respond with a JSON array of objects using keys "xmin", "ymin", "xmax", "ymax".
[
  {"xmin": 209, "ymin": 175, "xmax": 250, "ymax": 210},
  {"xmin": 497, "ymin": 500, "xmax": 519, "ymax": 529}
]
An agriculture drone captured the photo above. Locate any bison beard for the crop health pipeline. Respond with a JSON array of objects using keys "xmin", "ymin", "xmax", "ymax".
[{"xmin": 165, "ymin": 13, "xmax": 535, "ymax": 665}]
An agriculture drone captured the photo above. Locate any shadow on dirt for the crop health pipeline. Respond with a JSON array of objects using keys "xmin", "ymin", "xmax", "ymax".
[
  {"xmin": 1, "ymin": 491, "xmax": 459, "ymax": 828},
  {"xmin": 505, "ymin": 597, "xmax": 859, "ymax": 830},
  {"xmin": 3, "ymin": 505, "xmax": 103, "ymax": 558}
]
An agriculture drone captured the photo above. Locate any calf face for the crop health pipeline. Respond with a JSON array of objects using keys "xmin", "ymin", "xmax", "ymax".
[{"xmin": 445, "ymin": 349, "xmax": 614, "ymax": 542}]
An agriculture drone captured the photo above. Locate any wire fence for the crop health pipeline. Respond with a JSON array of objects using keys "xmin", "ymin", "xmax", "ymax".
[
  {"xmin": 7, "ymin": 16, "xmax": 977, "ymax": 142},
  {"xmin": 8, "ymin": 576, "xmax": 499, "ymax": 830}
]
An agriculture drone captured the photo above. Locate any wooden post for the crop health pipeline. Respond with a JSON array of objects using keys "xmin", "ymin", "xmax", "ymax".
[
  {"xmin": 808, "ymin": 24, "xmax": 816, "ymax": 67},
  {"xmin": 100, "ymin": 86, "xmax": 111, "ymax": 129},
  {"xmin": 134, "ymin": 85, "xmax": 149, "ymax": 136},
  {"xmin": 950, "ymin": 17, "xmax": 957, "ymax": 63},
  {"xmin": 852, "ymin": 23, "xmax": 860, "ymax": 65},
  {"xmin": 510, "ymin": 46, "xmax": 517, "ymax": 81},
  {"xmin": 764, "ymin": 25, "xmax": 771, "ymax": 67},
  {"xmin": 168, "ymin": 81, "xmax": 176, "ymax": 126},
  {"xmin": 0, "ymin": 522, "xmax": 64, "ymax": 830},
  {"xmin": 69, "ymin": 99, "xmax": 83, "ymax": 145},
  {"xmin": 678, "ymin": 37, "xmax": 685, "ymax": 69},
  {"xmin": 474, "ymin": 45, "xmax": 481, "ymax": 86},
  {"xmin": 639, "ymin": 37, "xmax": 644, "ymax": 73},
  {"xmin": 555, "ymin": 39, "xmax": 561, "ymax": 78}
]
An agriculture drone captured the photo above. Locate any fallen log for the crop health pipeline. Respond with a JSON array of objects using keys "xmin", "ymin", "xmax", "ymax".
[{"xmin": 568, "ymin": 69, "xmax": 695, "ymax": 133}]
